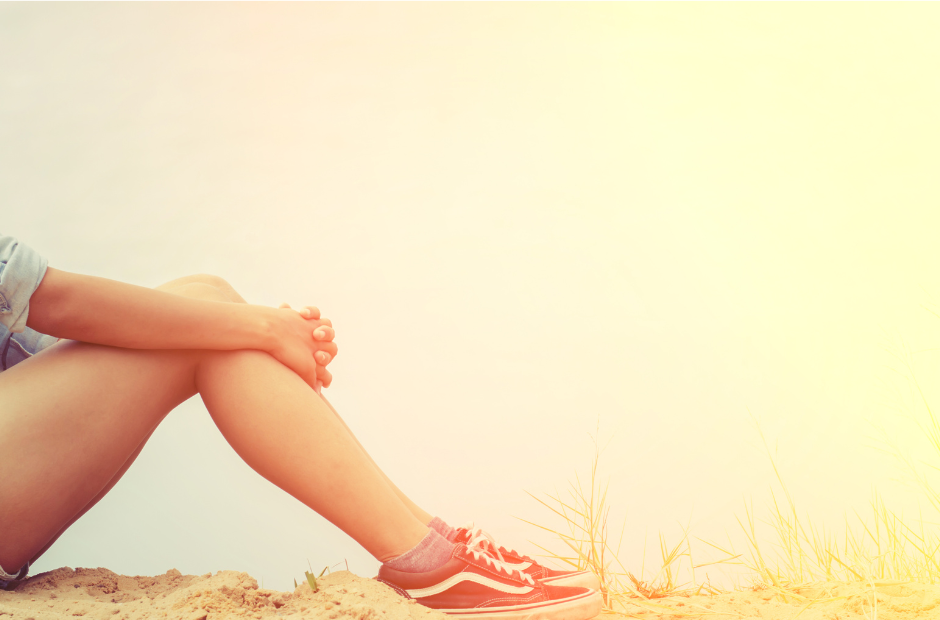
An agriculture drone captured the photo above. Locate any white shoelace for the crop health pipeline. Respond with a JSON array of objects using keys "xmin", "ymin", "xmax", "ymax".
[
  {"xmin": 460, "ymin": 524, "xmax": 535, "ymax": 585},
  {"xmin": 459, "ymin": 522, "xmax": 528, "ymax": 564},
  {"xmin": 464, "ymin": 545, "xmax": 536, "ymax": 585}
]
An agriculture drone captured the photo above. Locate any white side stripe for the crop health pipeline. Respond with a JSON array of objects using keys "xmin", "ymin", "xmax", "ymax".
[
  {"xmin": 506, "ymin": 561, "xmax": 532, "ymax": 571},
  {"xmin": 406, "ymin": 573, "xmax": 535, "ymax": 598}
]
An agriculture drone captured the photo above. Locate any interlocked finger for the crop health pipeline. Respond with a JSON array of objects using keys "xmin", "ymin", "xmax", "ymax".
[
  {"xmin": 316, "ymin": 365, "xmax": 333, "ymax": 388},
  {"xmin": 313, "ymin": 326, "xmax": 335, "ymax": 341},
  {"xmin": 315, "ymin": 340, "xmax": 337, "ymax": 358},
  {"xmin": 300, "ymin": 306, "xmax": 321, "ymax": 320}
]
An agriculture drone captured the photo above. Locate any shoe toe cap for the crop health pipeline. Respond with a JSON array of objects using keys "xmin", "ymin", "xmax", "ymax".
[{"xmin": 542, "ymin": 583, "xmax": 594, "ymax": 600}]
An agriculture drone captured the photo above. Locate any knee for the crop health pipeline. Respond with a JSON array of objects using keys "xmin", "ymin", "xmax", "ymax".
[
  {"xmin": 184, "ymin": 274, "xmax": 232, "ymax": 290},
  {"xmin": 165, "ymin": 282, "xmax": 231, "ymax": 302},
  {"xmin": 156, "ymin": 274, "xmax": 245, "ymax": 303}
]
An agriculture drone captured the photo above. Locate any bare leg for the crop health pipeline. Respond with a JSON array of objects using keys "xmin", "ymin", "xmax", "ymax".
[
  {"xmin": 161, "ymin": 278, "xmax": 435, "ymax": 526},
  {"xmin": 196, "ymin": 349, "xmax": 428, "ymax": 560},
  {"xmin": 320, "ymin": 394, "xmax": 434, "ymax": 526},
  {"xmin": 165, "ymin": 279, "xmax": 433, "ymax": 553},
  {"xmin": 0, "ymin": 277, "xmax": 429, "ymax": 573},
  {"xmin": 25, "ymin": 424, "xmax": 159, "ymax": 566},
  {"xmin": 23, "ymin": 280, "xmax": 246, "ymax": 567},
  {"xmin": 0, "ymin": 342, "xmax": 201, "ymax": 573}
]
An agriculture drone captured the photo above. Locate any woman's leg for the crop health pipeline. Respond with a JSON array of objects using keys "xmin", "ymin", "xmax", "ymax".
[
  {"xmin": 195, "ymin": 349, "xmax": 428, "ymax": 560},
  {"xmin": 0, "ymin": 342, "xmax": 202, "ymax": 573},
  {"xmin": 162, "ymin": 277, "xmax": 432, "ymax": 555},
  {"xmin": 0, "ymin": 276, "xmax": 429, "ymax": 573},
  {"xmin": 18, "ymin": 279, "xmax": 245, "ymax": 568},
  {"xmin": 24, "ymin": 424, "xmax": 160, "ymax": 567},
  {"xmin": 159, "ymin": 276, "xmax": 435, "ymax": 527},
  {"xmin": 319, "ymin": 395, "xmax": 435, "ymax": 526}
]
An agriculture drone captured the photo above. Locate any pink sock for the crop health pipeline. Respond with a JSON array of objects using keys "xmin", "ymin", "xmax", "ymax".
[{"xmin": 383, "ymin": 529, "xmax": 455, "ymax": 573}]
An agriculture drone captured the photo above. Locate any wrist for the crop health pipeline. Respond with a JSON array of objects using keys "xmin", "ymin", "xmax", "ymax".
[{"xmin": 236, "ymin": 304, "xmax": 281, "ymax": 352}]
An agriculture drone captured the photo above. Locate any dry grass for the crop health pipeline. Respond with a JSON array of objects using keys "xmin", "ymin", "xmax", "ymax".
[
  {"xmin": 521, "ymin": 437, "xmax": 727, "ymax": 614},
  {"xmin": 720, "ymin": 347, "xmax": 940, "ymax": 595},
  {"xmin": 523, "ymin": 325, "xmax": 940, "ymax": 617},
  {"xmin": 720, "ymin": 417, "xmax": 940, "ymax": 602},
  {"xmin": 525, "ymin": 396, "xmax": 940, "ymax": 613}
]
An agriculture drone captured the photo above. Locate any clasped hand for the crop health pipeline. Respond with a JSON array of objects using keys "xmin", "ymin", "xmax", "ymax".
[{"xmin": 268, "ymin": 303, "xmax": 337, "ymax": 393}]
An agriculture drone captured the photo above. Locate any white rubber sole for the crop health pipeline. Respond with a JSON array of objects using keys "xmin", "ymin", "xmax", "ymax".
[
  {"xmin": 540, "ymin": 572, "xmax": 601, "ymax": 591},
  {"xmin": 438, "ymin": 589, "xmax": 603, "ymax": 620}
]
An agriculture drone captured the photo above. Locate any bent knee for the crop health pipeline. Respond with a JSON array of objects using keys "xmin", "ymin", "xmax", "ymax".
[
  {"xmin": 156, "ymin": 274, "xmax": 245, "ymax": 303},
  {"xmin": 165, "ymin": 281, "xmax": 232, "ymax": 302},
  {"xmin": 190, "ymin": 274, "xmax": 232, "ymax": 290},
  {"xmin": 157, "ymin": 273, "xmax": 230, "ymax": 290}
]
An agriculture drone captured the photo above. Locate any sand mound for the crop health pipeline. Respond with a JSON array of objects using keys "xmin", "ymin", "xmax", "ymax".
[{"xmin": 0, "ymin": 567, "xmax": 448, "ymax": 620}]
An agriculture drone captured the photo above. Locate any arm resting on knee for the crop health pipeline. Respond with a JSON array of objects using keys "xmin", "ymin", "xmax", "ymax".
[
  {"xmin": 27, "ymin": 268, "xmax": 272, "ymax": 352},
  {"xmin": 25, "ymin": 268, "xmax": 334, "ymax": 389}
]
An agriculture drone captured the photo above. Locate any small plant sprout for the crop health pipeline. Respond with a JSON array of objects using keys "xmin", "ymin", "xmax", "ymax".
[{"xmin": 305, "ymin": 565, "xmax": 330, "ymax": 592}]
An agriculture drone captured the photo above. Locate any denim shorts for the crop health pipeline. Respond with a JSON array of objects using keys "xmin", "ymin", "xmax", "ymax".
[
  {"xmin": 1, "ymin": 326, "xmax": 58, "ymax": 371},
  {"xmin": 0, "ymin": 562, "xmax": 28, "ymax": 590},
  {"xmin": 0, "ymin": 234, "xmax": 54, "ymax": 373}
]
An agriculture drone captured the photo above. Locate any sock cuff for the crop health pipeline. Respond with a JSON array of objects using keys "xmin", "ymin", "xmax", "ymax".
[
  {"xmin": 428, "ymin": 516, "xmax": 458, "ymax": 542},
  {"xmin": 383, "ymin": 528, "xmax": 455, "ymax": 573}
]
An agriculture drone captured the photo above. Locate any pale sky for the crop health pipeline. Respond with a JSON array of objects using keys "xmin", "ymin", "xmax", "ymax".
[{"xmin": 4, "ymin": 4, "xmax": 940, "ymax": 590}]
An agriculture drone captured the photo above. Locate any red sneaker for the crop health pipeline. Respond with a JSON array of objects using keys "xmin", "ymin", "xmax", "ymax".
[
  {"xmin": 377, "ymin": 543, "xmax": 602, "ymax": 620},
  {"xmin": 454, "ymin": 524, "xmax": 601, "ymax": 591}
]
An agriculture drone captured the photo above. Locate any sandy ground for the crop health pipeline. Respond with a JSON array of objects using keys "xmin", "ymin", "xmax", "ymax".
[
  {"xmin": 0, "ymin": 568, "xmax": 447, "ymax": 620},
  {"xmin": 3, "ymin": 568, "xmax": 940, "ymax": 620},
  {"xmin": 617, "ymin": 580, "xmax": 940, "ymax": 619}
]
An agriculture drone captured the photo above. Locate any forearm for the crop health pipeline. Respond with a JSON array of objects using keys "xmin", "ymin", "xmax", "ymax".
[{"xmin": 26, "ymin": 268, "xmax": 273, "ymax": 352}]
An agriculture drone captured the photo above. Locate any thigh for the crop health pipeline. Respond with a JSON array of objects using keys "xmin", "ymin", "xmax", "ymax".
[{"xmin": 0, "ymin": 340, "xmax": 200, "ymax": 572}]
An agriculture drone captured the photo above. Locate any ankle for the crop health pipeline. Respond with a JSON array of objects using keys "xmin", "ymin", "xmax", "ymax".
[
  {"xmin": 382, "ymin": 529, "xmax": 455, "ymax": 573},
  {"xmin": 377, "ymin": 525, "xmax": 431, "ymax": 563},
  {"xmin": 428, "ymin": 516, "xmax": 458, "ymax": 542}
]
